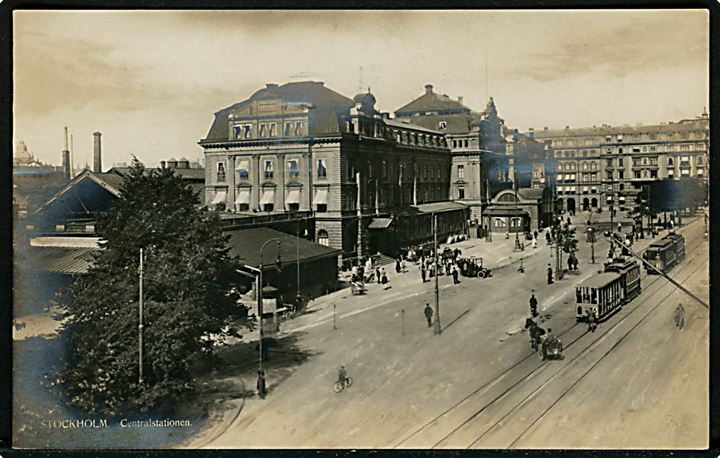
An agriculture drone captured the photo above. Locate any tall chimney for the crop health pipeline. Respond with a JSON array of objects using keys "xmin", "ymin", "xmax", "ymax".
[
  {"xmin": 458, "ymin": 96, "xmax": 464, "ymax": 104},
  {"xmin": 70, "ymin": 133, "xmax": 75, "ymax": 178},
  {"xmin": 62, "ymin": 127, "xmax": 71, "ymax": 180},
  {"xmin": 93, "ymin": 131, "xmax": 102, "ymax": 173},
  {"xmin": 425, "ymin": 84, "xmax": 433, "ymax": 94}
]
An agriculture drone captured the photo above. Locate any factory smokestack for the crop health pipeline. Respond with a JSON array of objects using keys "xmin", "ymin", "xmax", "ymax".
[
  {"xmin": 93, "ymin": 131, "xmax": 102, "ymax": 173},
  {"xmin": 62, "ymin": 127, "xmax": 71, "ymax": 181}
]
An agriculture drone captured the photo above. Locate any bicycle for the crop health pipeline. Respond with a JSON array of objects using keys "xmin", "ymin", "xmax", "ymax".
[{"xmin": 333, "ymin": 376, "xmax": 353, "ymax": 393}]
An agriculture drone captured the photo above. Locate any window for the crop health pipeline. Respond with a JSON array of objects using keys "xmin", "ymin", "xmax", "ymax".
[
  {"xmin": 494, "ymin": 217, "xmax": 507, "ymax": 228},
  {"xmin": 650, "ymin": 170, "xmax": 657, "ymax": 179},
  {"xmin": 668, "ymin": 157, "xmax": 674, "ymax": 166},
  {"xmin": 438, "ymin": 121, "xmax": 447, "ymax": 130},
  {"xmin": 457, "ymin": 165, "xmax": 464, "ymax": 179},
  {"xmin": 264, "ymin": 160, "xmax": 274, "ymax": 179},
  {"xmin": 618, "ymin": 157, "xmax": 624, "ymax": 167},
  {"xmin": 317, "ymin": 230, "xmax": 329, "ymax": 246},
  {"xmin": 317, "ymin": 159, "xmax": 327, "ymax": 178},
  {"xmin": 605, "ymin": 136, "xmax": 612, "ymax": 142},
  {"xmin": 382, "ymin": 160, "xmax": 387, "ymax": 179},
  {"xmin": 243, "ymin": 124, "xmax": 252, "ymax": 139},
  {"xmin": 288, "ymin": 159, "xmax": 299, "ymax": 178},
  {"xmin": 649, "ymin": 157, "xmax": 658, "ymax": 166},
  {"xmin": 634, "ymin": 171, "xmax": 641, "ymax": 179},
  {"xmin": 233, "ymin": 126, "xmax": 242, "ymax": 139},
  {"xmin": 591, "ymin": 173, "xmax": 597, "ymax": 181},
  {"xmin": 582, "ymin": 162, "xmax": 588, "ymax": 170},
  {"xmin": 649, "ymin": 133, "xmax": 657, "ymax": 140},
  {"xmin": 591, "ymin": 162, "xmax": 597, "ymax": 171},
  {"xmin": 618, "ymin": 171, "xmax": 624, "ymax": 179},
  {"xmin": 558, "ymin": 163, "xmax": 564, "ymax": 171},
  {"xmin": 316, "ymin": 203, "xmax": 327, "ymax": 213},
  {"xmin": 284, "ymin": 122, "xmax": 292, "ymax": 136},
  {"xmin": 458, "ymin": 186, "xmax": 465, "ymax": 199},
  {"xmin": 650, "ymin": 146, "xmax": 656, "ymax": 152},
  {"xmin": 618, "ymin": 148, "xmax": 623, "ymax": 154},
  {"xmin": 295, "ymin": 121, "xmax": 303, "ymax": 136},
  {"xmin": 217, "ymin": 162, "xmax": 226, "ymax": 182},
  {"xmin": 259, "ymin": 123, "xmax": 267, "ymax": 137},
  {"xmin": 269, "ymin": 123, "xmax": 277, "ymax": 137},
  {"xmin": 464, "ymin": 140, "xmax": 469, "ymax": 148},
  {"xmin": 453, "ymin": 140, "xmax": 457, "ymax": 148},
  {"xmin": 287, "ymin": 203, "xmax": 300, "ymax": 211},
  {"xmin": 697, "ymin": 156, "xmax": 704, "ymax": 165},
  {"xmin": 632, "ymin": 134, "xmax": 640, "ymax": 141},
  {"xmin": 236, "ymin": 159, "xmax": 249, "ymax": 179},
  {"xmin": 606, "ymin": 159, "xmax": 613, "ymax": 167}
]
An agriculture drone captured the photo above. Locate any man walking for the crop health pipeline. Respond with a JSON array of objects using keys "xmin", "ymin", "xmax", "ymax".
[
  {"xmin": 452, "ymin": 266, "xmax": 460, "ymax": 284},
  {"xmin": 547, "ymin": 264, "xmax": 554, "ymax": 284},
  {"xmin": 529, "ymin": 292, "xmax": 538, "ymax": 317},
  {"xmin": 587, "ymin": 307, "xmax": 597, "ymax": 333},
  {"xmin": 424, "ymin": 303, "xmax": 434, "ymax": 328},
  {"xmin": 421, "ymin": 265, "xmax": 427, "ymax": 283},
  {"xmin": 674, "ymin": 303, "xmax": 685, "ymax": 330}
]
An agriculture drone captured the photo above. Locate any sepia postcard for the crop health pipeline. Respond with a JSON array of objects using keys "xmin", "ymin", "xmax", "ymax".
[{"xmin": 11, "ymin": 8, "xmax": 710, "ymax": 449}]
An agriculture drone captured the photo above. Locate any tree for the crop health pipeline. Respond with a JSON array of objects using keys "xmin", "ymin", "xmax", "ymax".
[{"xmin": 58, "ymin": 158, "xmax": 245, "ymax": 415}]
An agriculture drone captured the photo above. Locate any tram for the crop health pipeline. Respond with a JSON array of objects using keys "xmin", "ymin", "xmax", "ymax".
[
  {"xmin": 575, "ymin": 258, "xmax": 641, "ymax": 322},
  {"xmin": 643, "ymin": 232, "xmax": 685, "ymax": 275}
]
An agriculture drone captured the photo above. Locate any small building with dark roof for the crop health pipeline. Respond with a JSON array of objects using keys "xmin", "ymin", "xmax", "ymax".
[{"xmin": 481, "ymin": 187, "xmax": 554, "ymax": 233}]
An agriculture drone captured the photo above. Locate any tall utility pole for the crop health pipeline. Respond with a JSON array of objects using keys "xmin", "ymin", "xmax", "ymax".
[
  {"xmin": 257, "ymin": 238, "xmax": 281, "ymax": 386},
  {"xmin": 138, "ymin": 248, "xmax": 144, "ymax": 385},
  {"xmin": 433, "ymin": 213, "xmax": 441, "ymax": 335}
]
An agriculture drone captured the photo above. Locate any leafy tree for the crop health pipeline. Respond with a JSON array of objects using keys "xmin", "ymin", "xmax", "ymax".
[{"xmin": 58, "ymin": 158, "xmax": 245, "ymax": 415}]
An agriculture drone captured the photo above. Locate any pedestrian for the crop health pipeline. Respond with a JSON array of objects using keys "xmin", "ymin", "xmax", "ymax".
[
  {"xmin": 617, "ymin": 222, "xmax": 622, "ymax": 233},
  {"xmin": 401, "ymin": 258, "xmax": 407, "ymax": 272},
  {"xmin": 534, "ymin": 230, "xmax": 539, "ymax": 240},
  {"xmin": 375, "ymin": 266, "xmax": 381, "ymax": 283},
  {"xmin": 257, "ymin": 370, "xmax": 267, "ymax": 399},
  {"xmin": 674, "ymin": 303, "xmax": 685, "ymax": 330},
  {"xmin": 380, "ymin": 267, "xmax": 388, "ymax": 284},
  {"xmin": 424, "ymin": 303, "xmax": 434, "ymax": 327},
  {"xmin": 395, "ymin": 258, "xmax": 401, "ymax": 274},
  {"xmin": 587, "ymin": 308, "xmax": 597, "ymax": 332},
  {"xmin": 547, "ymin": 264, "xmax": 554, "ymax": 284},
  {"xmin": 545, "ymin": 231, "xmax": 552, "ymax": 245},
  {"xmin": 421, "ymin": 266, "xmax": 427, "ymax": 283},
  {"xmin": 529, "ymin": 293, "xmax": 538, "ymax": 317},
  {"xmin": 567, "ymin": 216, "xmax": 571, "ymax": 226},
  {"xmin": 452, "ymin": 266, "xmax": 460, "ymax": 284},
  {"xmin": 532, "ymin": 237, "xmax": 538, "ymax": 249}
]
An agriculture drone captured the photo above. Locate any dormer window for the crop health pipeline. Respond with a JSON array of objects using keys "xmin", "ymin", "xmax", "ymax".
[
  {"xmin": 243, "ymin": 124, "xmax": 252, "ymax": 139},
  {"xmin": 284, "ymin": 122, "xmax": 292, "ymax": 136},
  {"xmin": 438, "ymin": 121, "xmax": 447, "ymax": 130},
  {"xmin": 295, "ymin": 121, "xmax": 303, "ymax": 136},
  {"xmin": 233, "ymin": 126, "xmax": 242, "ymax": 139},
  {"xmin": 269, "ymin": 123, "xmax": 277, "ymax": 137},
  {"xmin": 259, "ymin": 123, "xmax": 267, "ymax": 137}
]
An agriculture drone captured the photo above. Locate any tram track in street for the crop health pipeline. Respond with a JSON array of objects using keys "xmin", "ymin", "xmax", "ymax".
[
  {"xmin": 472, "ymin": 253, "xmax": 705, "ymax": 449},
  {"xmin": 394, "ymin": 225, "xmax": 703, "ymax": 449}
]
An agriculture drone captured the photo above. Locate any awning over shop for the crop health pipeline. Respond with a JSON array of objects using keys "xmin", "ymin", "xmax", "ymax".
[
  {"xmin": 211, "ymin": 190, "xmax": 227, "ymax": 204},
  {"xmin": 314, "ymin": 188, "xmax": 328, "ymax": 205},
  {"xmin": 286, "ymin": 189, "xmax": 301, "ymax": 204},
  {"xmin": 235, "ymin": 160, "xmax": 250, "ymax": 178},
  {"xmin": 235, "ymin": 188, "xmax": 250, "ymax": 204},
  {"xmin": 260, "ymin": 188, "xmax": 275, "ymax": 205},
  {"xmin": 410, "ymin": 201, "xmax": 468, "ymax": 214},
  {"xmin": 368, "ymin": 218, "xmax": 394, "ymax": 229}
]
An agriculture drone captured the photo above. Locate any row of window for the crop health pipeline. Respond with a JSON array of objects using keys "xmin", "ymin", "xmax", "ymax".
[
  {"xmin": 232, "ymin": 120, "xmax": 304, "ymax": 139},
  {"xmin": 216, "ymin": 158, "xmax": 328, "ymax": 182},
  {"xmin": 551, "ymin": 130, "xmax": 707, "ymax": 148},
  {"xmin": 452, "ymin": 139, "xmax": 471, "ymax": 149}
]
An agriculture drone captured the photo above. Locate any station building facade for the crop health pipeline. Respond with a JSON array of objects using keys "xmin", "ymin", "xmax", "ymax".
[{"xmin": 200, "ymin": 81, "xmax": 466, "ymax": 260}]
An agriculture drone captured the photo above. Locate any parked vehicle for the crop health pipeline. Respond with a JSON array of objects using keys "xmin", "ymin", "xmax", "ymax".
[{"xmin": 457, "ymin": 256, "xmax": 491, "ymax": 278}]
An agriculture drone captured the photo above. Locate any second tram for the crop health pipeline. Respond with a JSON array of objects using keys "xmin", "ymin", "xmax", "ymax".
[
  {"xmin": 576, "ymin": 258, "xmax": 641, "ymax": 322},
  {"xmin": 644, "ymin": 232, "xmax": 685, "ymax": 275}
]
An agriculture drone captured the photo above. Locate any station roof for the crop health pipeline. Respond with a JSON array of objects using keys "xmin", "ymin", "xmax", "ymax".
[
  {"xmin": 226, "ymin": 227, "xmax": 341, "ymax": 269},
  {"xmin": 28, "ymin": 246, "xmax": 99, "ymax": 275}
]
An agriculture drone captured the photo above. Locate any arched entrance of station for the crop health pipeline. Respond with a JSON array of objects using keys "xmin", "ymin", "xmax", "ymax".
[
  {"xmin": 566, "ymin": 198, "xmax": 576, "ymax": 214},
  {"xmin": 591, "ymin": 197, "xmax": 598, "ymax": 208},
  {"xmin": 582, "ymin": 198, "xmax": 590, "ymax": 212}
]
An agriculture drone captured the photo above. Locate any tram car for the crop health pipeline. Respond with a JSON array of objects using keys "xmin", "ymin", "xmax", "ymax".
[
  {"xmin": 575, "ymin": 258, "xmax": 641, "ymax": 322},
  {"xmin": 643, "ymin": 232, "xmax": 685, "ymax": 275}
]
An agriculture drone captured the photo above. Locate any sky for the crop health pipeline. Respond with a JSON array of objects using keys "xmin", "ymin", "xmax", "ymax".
[{"xmin": 13, "ymin": 9, "xmax": 709, "ymax": 169}]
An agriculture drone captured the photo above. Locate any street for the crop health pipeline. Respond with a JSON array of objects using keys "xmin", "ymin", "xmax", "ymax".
[{"xmin": 186, "ymin": 216, "xmax": 707, "ymax": 449}]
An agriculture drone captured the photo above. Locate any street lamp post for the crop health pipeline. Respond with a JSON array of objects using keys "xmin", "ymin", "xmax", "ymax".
[
  {"xmin": 257, "ymin": 238, "xmax": 281, "ymax": 393},
  {"xmin": 607, "ymin": 195, "xmax": 614, "ymax": 229},
  {"xmin": 433, "ymin": 213, "xmax": 441, "ymax": 335},
  {"xmin": 587, "ymin": 227, "xmax": 596, "ymax": 264}
]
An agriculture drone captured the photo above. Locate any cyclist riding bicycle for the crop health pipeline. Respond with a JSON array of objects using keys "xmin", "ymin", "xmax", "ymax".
[{"xmin": 338, "ymin": 365, "xmax": 348, "ymax": 384}]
